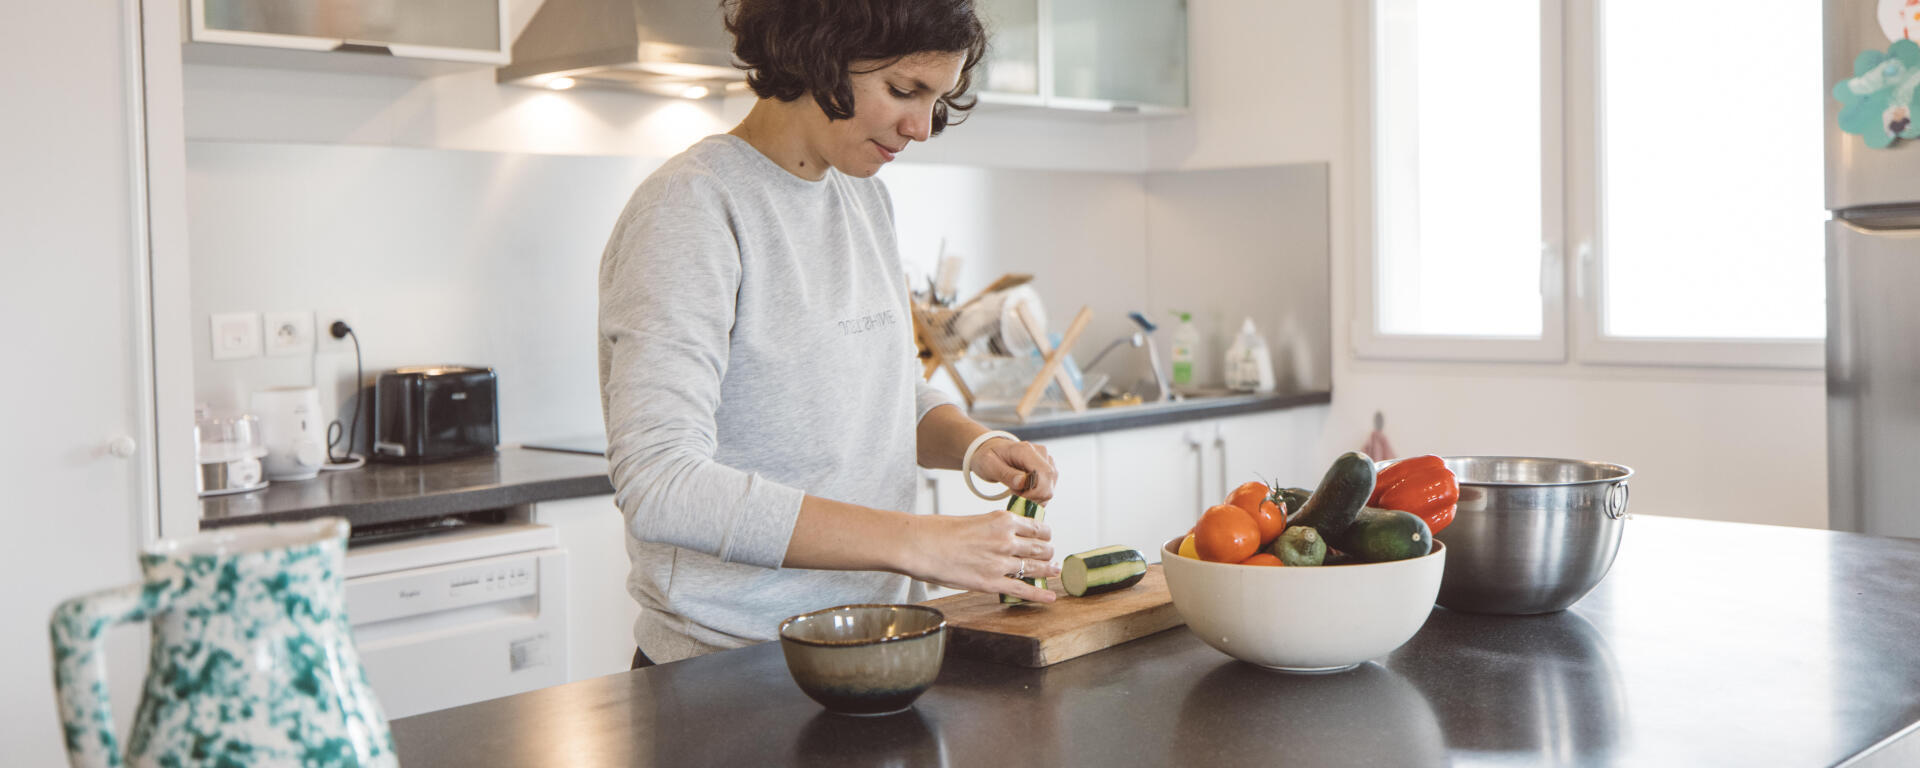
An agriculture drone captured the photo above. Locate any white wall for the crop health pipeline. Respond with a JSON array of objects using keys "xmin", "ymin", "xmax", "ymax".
[{"xmin": 1142, "ymin": 0, "xmax": 1826, "ymax": 528}]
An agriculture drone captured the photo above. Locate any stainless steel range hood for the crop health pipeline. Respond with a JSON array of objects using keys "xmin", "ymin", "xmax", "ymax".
[{"xmin": 496, "ymin": 0, "xmax": 743, "ymax": 97}]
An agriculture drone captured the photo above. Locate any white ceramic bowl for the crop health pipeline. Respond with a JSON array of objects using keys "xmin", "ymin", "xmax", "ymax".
[{"xmin": 1160, "ymin": 537, "xmax": 1446, "ymax": 673}]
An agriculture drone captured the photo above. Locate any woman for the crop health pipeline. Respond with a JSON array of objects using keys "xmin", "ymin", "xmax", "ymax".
[{"xmin": 598, "ymin": 0, "xmax": 1062, "ymax": 667}]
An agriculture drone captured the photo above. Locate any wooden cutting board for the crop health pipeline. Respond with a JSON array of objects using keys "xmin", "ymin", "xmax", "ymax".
[{"xmin": 920, "ymin": 564, "xmax": 1183, "ymax": 667}]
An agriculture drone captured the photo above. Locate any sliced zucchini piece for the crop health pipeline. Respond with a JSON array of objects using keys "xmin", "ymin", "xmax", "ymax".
[
  {"xmin": 1062, "ymin": 546, "xmax": 1148, "ymax": 597},
  {"xmin": 1001, "ymin": 495, "xmax": 1048, "ymax": 604}
]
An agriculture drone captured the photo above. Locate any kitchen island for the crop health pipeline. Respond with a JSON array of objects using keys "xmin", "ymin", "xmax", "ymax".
[{"xmin": 389, "ymin": 515, "xmax": 1920, "ymax": 766}]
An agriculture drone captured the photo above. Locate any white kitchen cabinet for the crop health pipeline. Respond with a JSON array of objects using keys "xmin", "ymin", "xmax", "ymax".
[
  {"xmin": 1215, "ymin": 408, "xmax": 1324, "ymax": 497},
  {"xmin": 185, "ymin": 0, "xmax": 509, "ymax": 75},
  {"xmin": 975, "ymin": 0, "xmax": 1044, "ymax": 104},
  {"xmin": 1048, "ymin": 0, "xmax": 1187, "ymax": 111},
  {"xmin": 977, "ymin": 0, "xmax": 1188, "ymax": 114},
  {"xmin": 1095, "ymin": 407, "xmax": 1328, "ymax": 562},
  {"xmin": 5, "ymin": 1, "xmax": 193, "ymax": 763},
  {"xmin": 1031, "ymin": 435, "xmax": 1102, "ymax": 559},
  {"xmin": 1097, "ymin": 421, "xmax": 1208, "ymax": 560},
  {"xmin": 533, "ymin": 495, "xmax": 639, "ymax": 682}
]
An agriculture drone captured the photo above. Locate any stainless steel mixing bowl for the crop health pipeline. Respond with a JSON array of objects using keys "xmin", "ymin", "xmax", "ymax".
[{"xmin": 1425, "ymin": 457, "xmax": 1633, "ymax": 615}]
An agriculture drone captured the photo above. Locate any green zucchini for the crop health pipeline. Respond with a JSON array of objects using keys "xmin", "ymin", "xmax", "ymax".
[
  {"xmin": 1001, "ymin": 495, "xmax": 1048, "ymax": 604},
  {"xmin": 1061, "ymin": 546, "xmax": 1147, "ymax": 597},
  {"xmin": 1335, "ymin": 506, "xmax": 1433, "ymax": 563},
  {"xmin": 1284, "ymin": 452, "xmax": 1376, "ymax": 544},
  {"xmin": 1269, "ymin": 526, "xmax": 1326, "ymax": 567}
]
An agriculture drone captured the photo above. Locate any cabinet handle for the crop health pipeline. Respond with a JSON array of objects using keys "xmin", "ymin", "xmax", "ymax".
[
  {"xmin": 1214, "ymin": 430, "xmax": 1228, "ymax": 503},
  {"xmin": 1185, "ymin": 430, "xmax": 1205, "ymax": 518}
]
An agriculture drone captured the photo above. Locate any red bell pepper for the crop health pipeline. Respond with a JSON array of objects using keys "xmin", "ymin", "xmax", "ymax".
[{"xmin": 1369, "ymin": 454, "xmax": 1458, "ymax": 534}]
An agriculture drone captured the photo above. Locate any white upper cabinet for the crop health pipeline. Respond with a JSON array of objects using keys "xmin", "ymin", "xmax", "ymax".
[
  {"xmin": 977, "ymin": 0, "xmax": 1188, "ymax": 114},
  {"xmin": 185, "ymin": 0, "xmax": 509, "ymax": 74}
]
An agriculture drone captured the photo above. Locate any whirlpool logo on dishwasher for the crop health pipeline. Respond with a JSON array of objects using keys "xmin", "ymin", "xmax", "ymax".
[{"xmin": 836, "ymin": 309, "xmax": 897, "ymax": 336}]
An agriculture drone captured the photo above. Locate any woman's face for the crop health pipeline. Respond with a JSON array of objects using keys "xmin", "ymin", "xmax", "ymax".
[{"xmin": 812, "ymin": 51, "xmax": 966, "ymax": 178}]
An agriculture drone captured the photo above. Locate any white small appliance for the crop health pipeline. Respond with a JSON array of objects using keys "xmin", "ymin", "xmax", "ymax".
[
  {"xmin": 194, "ymin": 406, "xmax": 268, "ymax": 497},
  {"xmin": 251, "ymin": 386, "xmax": 328, "ymax": 481},
  {"xmin": 344, "ymin": 523, "xmax": 570, "ymax": 718}
]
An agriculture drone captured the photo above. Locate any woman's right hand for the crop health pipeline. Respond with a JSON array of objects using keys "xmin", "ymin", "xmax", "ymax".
[{"xmin": 901, "ymin": 509, "xmax": 1061, "ymax": 603}]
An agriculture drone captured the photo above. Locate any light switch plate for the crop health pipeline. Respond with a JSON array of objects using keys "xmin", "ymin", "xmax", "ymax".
[
  {"xmin": 264, "ymin": 311, "xmax": 314, "ymax": 357},
  {"xmin": 210, "ymin": 312, "xmax": 262, "ymax": 361}
]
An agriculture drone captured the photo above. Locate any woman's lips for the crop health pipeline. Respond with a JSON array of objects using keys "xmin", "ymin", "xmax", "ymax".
[{"xmin": 873, "ymin": 140, "xmax": 899, "ymax": 162}]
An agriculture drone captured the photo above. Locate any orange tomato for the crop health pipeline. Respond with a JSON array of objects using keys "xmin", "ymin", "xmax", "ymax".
[
  {"xmin": 1226, "ymin": 481, "xmax": 1269, "ymax": 516},
  {"xmin": 1240, "ymin": 552, "xmax": 1285, "ymax": 566},
  {"xmin": 1195, "ymin": 504, "xmax": 1260, "ymax": 563},
  {"xmin": 1247, "ymin": 499, "xmax": 1286, "ymax": 546}
]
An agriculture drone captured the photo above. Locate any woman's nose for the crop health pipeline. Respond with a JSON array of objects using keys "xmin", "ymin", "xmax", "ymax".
[{"xmin": 901, "ymin": 109, "xmax": 933, "ymax": 142}]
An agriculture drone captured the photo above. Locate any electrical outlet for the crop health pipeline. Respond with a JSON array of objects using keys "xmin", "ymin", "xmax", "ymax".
[
  {"xmin": 264, "ymin": 311, "xmax": 314, "ymax": 357},
  {"xmin": 210, "ymin": 312, "xmax": 262, "ymax": 360},
  {"xmin": 317, "ymin": 310, "xmax": 359, "ymax": 354}
]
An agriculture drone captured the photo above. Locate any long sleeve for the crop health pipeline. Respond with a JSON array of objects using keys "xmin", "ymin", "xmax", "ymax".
[
  {"xmin": 598, "ymin": 135, "xmax": 927, "ymax": 655},
  {"xmin": 599, "ymin": 202, "xmax": 805, "ymax": 570}
]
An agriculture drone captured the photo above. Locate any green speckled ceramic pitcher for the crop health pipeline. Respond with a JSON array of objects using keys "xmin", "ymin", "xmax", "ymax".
[{"xmin": 50, "ymin": 517, "xmax": 396, "ymax": 768}]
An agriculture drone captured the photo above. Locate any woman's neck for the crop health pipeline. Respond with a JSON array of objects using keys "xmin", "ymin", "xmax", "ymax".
[{"xmin": 729, "ymin": 100, "xmax": 830, "ymax": 181}]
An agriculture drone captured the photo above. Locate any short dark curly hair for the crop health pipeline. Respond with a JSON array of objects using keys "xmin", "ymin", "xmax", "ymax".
[{"xmin": 723, "ymin": 0, "xmax": 988, "ymax": 135}]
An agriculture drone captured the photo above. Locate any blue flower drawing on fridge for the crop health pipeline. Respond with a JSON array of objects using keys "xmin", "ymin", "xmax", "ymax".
[{"xmin": 1835, "ymin": 39, "xmax": 1920, "ymax": 148}]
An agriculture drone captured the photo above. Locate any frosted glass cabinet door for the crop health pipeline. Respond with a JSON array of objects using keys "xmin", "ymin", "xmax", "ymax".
[
  {"xmin": 1050, "ymin": 0, "xmax": 1188, "ymax": 109},
  {"xmin": 978, "ymin": 0, "xmax": 1042, "ymax": 98}
]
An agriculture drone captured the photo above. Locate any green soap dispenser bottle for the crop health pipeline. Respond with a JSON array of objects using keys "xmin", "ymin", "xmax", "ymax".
[{"xmin": 1169, "ymin": 311, "xmax": 1198, "ymax": 389}]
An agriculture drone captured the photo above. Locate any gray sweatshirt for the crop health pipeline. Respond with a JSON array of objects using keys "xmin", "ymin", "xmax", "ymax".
[{"xmin": 598, "ymin": 134, "xmax": 951, "ymax": 662}]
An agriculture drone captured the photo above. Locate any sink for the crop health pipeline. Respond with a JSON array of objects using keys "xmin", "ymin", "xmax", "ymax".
[{"xmin": 969, "ymin": 388, "xmax": 1263, "ymax": 425}]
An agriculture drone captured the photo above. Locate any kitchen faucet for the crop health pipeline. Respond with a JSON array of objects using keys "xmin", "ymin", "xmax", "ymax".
[{"xmin": 1082, "ymin": 311, "xmax": 1172, "ymax": 403}]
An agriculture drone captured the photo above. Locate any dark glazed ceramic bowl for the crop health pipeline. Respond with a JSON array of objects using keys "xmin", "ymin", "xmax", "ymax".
[{"xmin": 778, "ymin": 604, "xmax": 947, "ymax": 716}]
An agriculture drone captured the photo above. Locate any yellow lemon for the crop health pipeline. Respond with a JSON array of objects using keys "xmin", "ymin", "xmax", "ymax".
[{"xmin": 1177, "ymin": 533, "xmax": 1200, "ymax": 560}]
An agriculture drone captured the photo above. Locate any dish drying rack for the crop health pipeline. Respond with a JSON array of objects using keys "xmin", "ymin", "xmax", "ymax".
[{"xmin": 910, "ymin": 273, "xmax": 1093, "ymax": 422}]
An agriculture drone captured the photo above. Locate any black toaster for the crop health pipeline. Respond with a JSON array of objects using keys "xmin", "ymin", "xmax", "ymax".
[{"xmin": 372, "ymin": 365, "xmax": 499, "ymax": 463}]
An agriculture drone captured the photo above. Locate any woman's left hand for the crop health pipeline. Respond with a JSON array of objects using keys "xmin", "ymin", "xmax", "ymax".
[{"xmin": 971, "ymin": 437, "xmax": 1058, "ymax": 503}]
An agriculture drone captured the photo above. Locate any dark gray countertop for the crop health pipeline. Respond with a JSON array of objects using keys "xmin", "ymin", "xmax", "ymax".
[
  {"xmin": 974, "ymin": 389, "xmax": 1331, "ymax": 440},
  {"xmin": 195, "ymin": 391, "xmax": 1326, "ymax": 532},
  {"xmin": 198, "ymin": 447, "xmax": 612, "ymax": 530},
  {"xmin": 388, "ymin": 515, "xmax": 1920, "ymax": 766}
]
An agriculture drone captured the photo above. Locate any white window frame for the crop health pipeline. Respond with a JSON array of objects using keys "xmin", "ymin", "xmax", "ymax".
[{"xmin": 1353, "ymin": 0, "xmax": 1824, "ymax": 370}]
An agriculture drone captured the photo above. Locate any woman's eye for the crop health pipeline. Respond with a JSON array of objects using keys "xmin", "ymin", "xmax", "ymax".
[{"xmin": 889, "ymin": 87, "xmax": 912, "ymax": 99}]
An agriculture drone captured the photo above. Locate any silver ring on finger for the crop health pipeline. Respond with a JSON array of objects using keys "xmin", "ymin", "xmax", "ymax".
[{"xmin": 1015, "ymin": 559, "xmax": 1027, "ymax": 580}]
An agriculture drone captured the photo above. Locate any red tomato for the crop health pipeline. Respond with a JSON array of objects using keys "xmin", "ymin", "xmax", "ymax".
[
  {"xmin": 1240, "ymin": 552, "xmax": 1285, "ymax": 566},
  {"xmin": 1195, "ymin": 504, "xmax": 1261, "ymax": 563}
]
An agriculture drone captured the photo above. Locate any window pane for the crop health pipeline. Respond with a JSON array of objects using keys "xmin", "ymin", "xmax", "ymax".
[
  {"xmin": 1599, "ymin": 1, "xmax": 1824, "ymax": 339},
  {"xmin": 1375, "ymin": 0, "xmax": 1542, "ymax": 336}
]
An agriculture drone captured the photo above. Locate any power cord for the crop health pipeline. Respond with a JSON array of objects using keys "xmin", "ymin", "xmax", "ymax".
[{"xmin": 322, "ymin": 320, "xmax": 367, "ymax": 471}]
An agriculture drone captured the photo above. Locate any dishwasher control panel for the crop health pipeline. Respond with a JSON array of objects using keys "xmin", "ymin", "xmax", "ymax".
[{"xmin": 347, "ymin": 552, "xmax": 542, "ymax": 626}]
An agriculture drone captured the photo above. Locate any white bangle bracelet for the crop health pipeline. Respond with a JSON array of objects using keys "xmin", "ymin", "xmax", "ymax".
[{"xmin": 960, "ymin": 430, "xmax": 1020, "ymax": 501}]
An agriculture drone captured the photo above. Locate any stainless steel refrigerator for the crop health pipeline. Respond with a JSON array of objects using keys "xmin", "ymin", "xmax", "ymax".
[{"xmin": 1826, "ymin": 2, "xmax": 1920, "ymax": 536}]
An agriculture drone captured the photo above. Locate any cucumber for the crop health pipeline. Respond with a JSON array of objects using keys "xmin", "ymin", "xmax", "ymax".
[
  {"xmin": 1269, "ymin": 525, "xmax": 1326, "ymax": 566},
  {"xmin": 1001, "ymin": 495, "xmax": 1048, "ymax": 604},
  {"xmin": 1061, "ymin": 546, "xmax": 1148, "ymax": 597},
  {"xmin": 1284, "ymin": 452, "xmax": 1376, "ymax": 544},
  {"xmin": 1335, "ymin": 506, "xmax": 1433, "ymax": 563}
]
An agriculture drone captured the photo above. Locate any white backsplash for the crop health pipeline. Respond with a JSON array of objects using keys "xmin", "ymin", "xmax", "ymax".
[{"xmin": 187, "ymin": 141, "xmax": 1330, "ymax": 446}]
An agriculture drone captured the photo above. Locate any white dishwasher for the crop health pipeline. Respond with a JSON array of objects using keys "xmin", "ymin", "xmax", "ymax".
[{"xmin": 344, "ymin": 521, "xmax": 569, "ymax": 719}]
